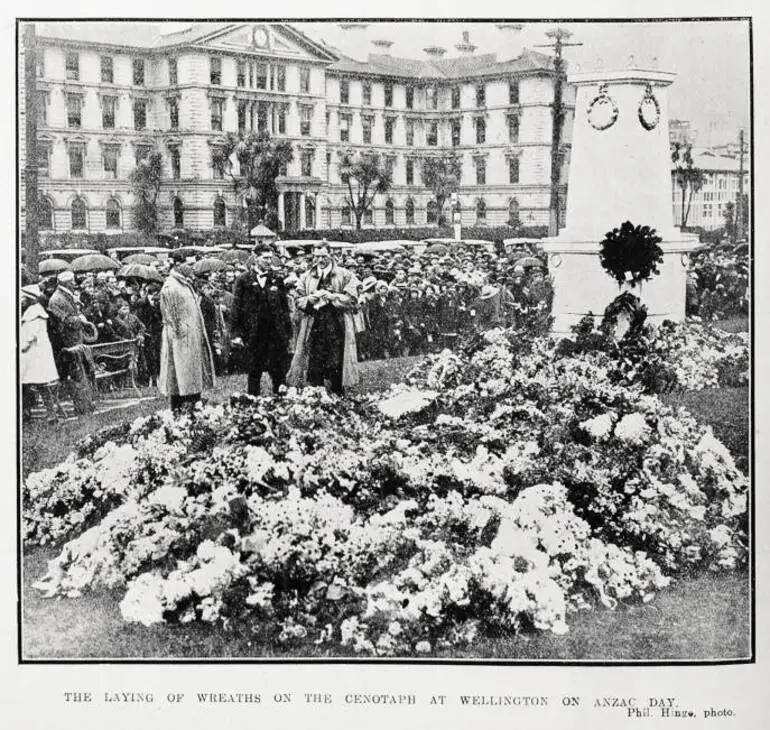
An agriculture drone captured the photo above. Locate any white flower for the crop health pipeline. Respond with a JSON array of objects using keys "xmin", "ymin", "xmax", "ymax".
[
  {"xmin": 614, "ymin": 413, "xmax": 649, "ymax": 443},
  {"xmin": 580, "ymin": 413, "xmax": 615, "ymax": 440}
]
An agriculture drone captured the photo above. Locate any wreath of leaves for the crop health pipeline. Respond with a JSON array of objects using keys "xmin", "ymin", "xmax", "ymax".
[
  {"xmin": 638, "ymin": 84, "xmax": 661, "ymax": 131},
  {"xmin": 587, "ymin": 84, "xmax": 619, "ymax": 131},
  {"xmin": 599, "ymin": 220, "xmax": 664, "ymax": 288}
]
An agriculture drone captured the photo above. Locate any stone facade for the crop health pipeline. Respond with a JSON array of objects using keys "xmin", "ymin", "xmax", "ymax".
[{"xmin": 22, "ymin": 22, "xmax": 573, "ymax": 238}]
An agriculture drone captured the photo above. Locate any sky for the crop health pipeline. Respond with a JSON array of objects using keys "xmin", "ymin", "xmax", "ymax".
[{"xmin": 295, "ymin": 20, "xmax": 750, "ymax": 146}]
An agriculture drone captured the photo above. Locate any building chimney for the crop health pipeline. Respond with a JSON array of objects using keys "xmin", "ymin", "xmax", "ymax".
[
  {"xmin": 455, "ymin": 30, "xmax": 477, "ymax": 56},
  {"xmin": 496, "ymin": 23, "xmax": 524, "ymax": 60},
  {"xmin": 338, "ymin": 23, "xmax": 370, "ymax": 61},
  {"xmin": 423, "ymin": 45, "xmax": 447, "ymax": 59},
  {"xmin": 371, "ymin": 39, "xmax": 393, "ymax": 56}
]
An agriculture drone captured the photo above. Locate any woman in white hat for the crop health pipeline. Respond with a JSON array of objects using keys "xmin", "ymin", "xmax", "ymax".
[{"xmin": 21, "ymin": 285, "xmax": 64, "ymax": 423}]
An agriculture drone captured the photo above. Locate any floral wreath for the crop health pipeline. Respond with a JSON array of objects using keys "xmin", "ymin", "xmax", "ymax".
[
  {"xmin": 638, "ymin": 84, "xmax": 661, "ymax": 131},
  {"xmin": 587, "ymin": 83, "xmax": 619, "ymax": 131},
  {"xmin": 599, "ymin": 291, "xmax": 648, "ymax": 339},
  {"xmin": 599, "ymin": 220, "xmax": 664, "ymax": 288}
]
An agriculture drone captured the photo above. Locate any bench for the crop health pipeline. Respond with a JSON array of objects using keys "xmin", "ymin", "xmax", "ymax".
[{"xmin": 87, "ymin": 338, "xmax": 142, "ymax": 399}]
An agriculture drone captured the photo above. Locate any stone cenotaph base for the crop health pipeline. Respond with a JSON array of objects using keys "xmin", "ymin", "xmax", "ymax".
[{"xmin": 541, "ymin": 65, "xmax": 701, "ymax": 333}]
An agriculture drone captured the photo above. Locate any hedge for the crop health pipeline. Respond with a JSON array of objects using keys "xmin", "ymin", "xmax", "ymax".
[{"xmin": 277, "ymin": 225, "xmax": 549, "ymax": 245}]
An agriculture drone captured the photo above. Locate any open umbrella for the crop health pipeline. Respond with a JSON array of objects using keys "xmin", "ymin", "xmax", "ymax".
[
  {"xmin": 38, "ymin": 258, "xmax": 71, "ymax": 275},
  {"xmin": 70, "ymin": 253, "xmax": 121, "ymax": 273},
  {"xmin": 176, "ymin": 245, "xmax": 226, "ymax": 257},
  {"xmin": 219, "ymin": 248, "xmax": 251, "ymax": 263},
  {"xmin": 117, "ymin": 264, "xmax": 164, "ymax": 282},
  {"xmin": 193, "ymin": 258, "xmax": 229, "ymax": 275},
  {"xmin": 512, "ymin": 256, "xmax": 545, "ymax": 269},
  {"xmin": 123, "ymin": 253, "xmax": 157, "ymax": 265},
  {"xmin": 426, "ymin": 242, "xmax": 450, "ymax": 255}
]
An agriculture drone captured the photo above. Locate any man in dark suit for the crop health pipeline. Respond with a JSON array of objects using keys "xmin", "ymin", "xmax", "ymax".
[{"xmin": 231, "ymin": 246, "xmax": 292, "ymax": 396}]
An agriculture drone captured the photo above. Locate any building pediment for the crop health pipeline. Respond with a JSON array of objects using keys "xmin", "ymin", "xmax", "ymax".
[{"xmin": 200, "ymin": 23, "xmax": 337, "ymax": 63}]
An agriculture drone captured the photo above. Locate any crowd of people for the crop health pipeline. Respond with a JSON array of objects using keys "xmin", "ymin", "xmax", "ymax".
[{"xmin": 20, "ymin": 240, "xmax": 551, "ymax": 420}]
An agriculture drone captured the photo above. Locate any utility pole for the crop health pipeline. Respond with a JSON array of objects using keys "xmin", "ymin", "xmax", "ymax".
[
  {"xmin": 734, "ymin": 128, "xmax": 746, "ymax": 243},
  {"xmin": 23, "ymin": 23, "xmax": 39, "ymax": 274},
  {"xmin": 536, "ymin": 28, "xmax": 582, "ymax": 237}
]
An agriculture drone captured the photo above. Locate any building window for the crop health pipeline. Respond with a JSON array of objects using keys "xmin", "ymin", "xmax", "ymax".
[
  {"xmin": 363, "ymin": 207, "xmax": 373, "ymax": 226},
  {"xmin": 101, "ymin": 95, "xmax": 116, "ymax": 129},
  {"xmin": 509, "ymin": 80, "xmax": 520, "ymax": 105},
  {"xmin": 236, "ymin": 60, "xmax": 246, "ymax": 87},
  {"xmin": 405, "ymin": 119, "xmax": 415, "ymax": 147},
  {"xmin": 301, "ymin": 150, "xmax": 313, "ymax": 177},
  {"xmin": 427, "ymin": 121, "xmax": 438, "ymax": 147},
  {"xmin": 475, "ymin": 158, "xmax": 486, "ymax": 185},
  {"xmin": 279, "ymin": 160, "xmax": 288, "ymax": 177},
  {"xmin": 427, "ymin": 200, "xmax": 439, "ymax": 224},
  {"xmin": 362, "ymin": 81, "xmax": 372, "ymax": 105},
  {"xmin": 237, "ymin": 101, "xmax": 247, "ymax": 132},
  {"xmin": 385, "ymin": 199, "xmax": 394, "ymax": 225},
  {"xmin": 169, "ymin": 98, "xmax": 179, "ymax": 129},
  {"xmin": 257, "ymin": 103, "xmax": 268, "ymax": 132},
  {"xmin": 451, "ymin": 119, "xmax": 461, "ymax": 147},
  {"xmin": 66, "ymin": 94, "xmax": 82, "ymax": 128},
  {"xmin": 509, "ymin": 116, "xmax": 521, "ymax": 144},
  {"xmin": 427, "ymin": 85, "xmax": 438, "ymax": 110},
  {"xmin": 305, "ymin": 197, "xmax": 315, "ymax": 229},
  {"xmin": 476, "ymin": 84, "xmax": 486, "ymax": 107},
  {"xmin": 451, "ymin": 85, "xmax": 461, "ymax": 109},
  {"xmin": 341, "ymin": 202, "xmax": 351, "ymax": 226},
  {"xmin": 38, "ymin": 198, "xmax": 53, "ymax": 230},
  {"xmin": 37, "ymin": 144, "xmax": 50, "ymax": 176},
  {"xmin": 134, "ymin": 99, "xmax": 148, "ymax": 130},
  {"xmin": 475, "ymin": 199, "xmax": 486, "ymax": 224},
  {"xmin": 508, "ymin": 156, "xmax": 520, "ymax": 183},
  {"xmin": 326, "ymin": 151, "xmax": 332, "ymax": 182},
  {"xmin": 103, "ymin": 146, "xmax": 119, "ymax": 179},
  {"xmin": 173, "ymin": 197, "xmax": 184, "ymax": 228},
  {"xmin": 65, "ymin": 52, "xmax": 79, "ymax": 81},
  {"xmin": 384, "ymin": 82, "xmax": 393, "ymax": 107},
  {"xmin": 168, "ymin": 58, "xmax": 177, "ymax": 85},
  {"xmin": 256, "ymin": 62, "xmax": 268, "ymax": 89},
  {"xmin": 406, "ymin": 158, "xmax": 414, "ymax": 185},
  {"xmin": 475, "ymin": 117, "xmax": 486, "ymax": 144},
  {"xmin": 508, "ymin": 198, "xmax": 520, "ymax": 226},
  {"xmin": 213, "ymin": 197, "xmax": 226, "ymax": 227},
  {"xmin": 210, "ymin": 57, "xmax": 222, "ymax": 85},
  {"xmin": 340, "ymin": 79, "xmax": 349, "ymax": 104},
  {"xmin": 362, "ymin": 116, "xmax": 373, "ymax": 144},
  {"xmin": 37, "ymin": 93, "xmax": 47, "ymax": 126},
  {"xmin": 170, "ymin": 147, "xmax": 181, "ymax": 179},
  {"xmin": 71, "ymin": 198, "xmax": 87, "ymax": 229},
  {"xmin": 277, "ymin": 105, "xmax": 286, "ymax": 134},
  {"xmin": 100, "ymin": 56, "xmax": 114, "ymax": 83},
  {"xmin": 105, "ymin": 199, "xmax": 121, "ymax": 229},
  {"xmin": 405, "ymin": 198, "xmax": 415, "ymax": 224},
  {"xmin": 135, "ymin": 145, "xmax": 151, "ymax": 164},
  {"xmin": 339, "ymin": 114, "xmax": 351, "ymax": 142},
  {"xmin": 384, "ymin": 118, "xmax": 394, "ymax": 144},
  {"xmin": 133, "ymin": 59, "xmax": 145, "ymax": 86},
  {"xmin": 211, "ymin": 99, "xmax": 223, "ymax": 131},
  {"xmin": 274, "ymin": 65, "xmax": 286, "ymax": 92},
  {"xmin": 300, "ymin": 67, "xmax": 311, "ymax": 94},
  {"xmin": 300, "ymin": 106, "xmax": 312, "ymax": 136},
  {"xmin": 405, "ymin": 86, "xmax": 414, "ymax": 109},
  {"xmin": 68, "ymin": 146, "xmax": 84, "ymax": 178}
]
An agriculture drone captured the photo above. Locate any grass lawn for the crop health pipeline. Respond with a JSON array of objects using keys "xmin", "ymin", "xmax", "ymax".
[{"xmin": 19, "ymin": 355, "xmax": 751, "ymax": 661}]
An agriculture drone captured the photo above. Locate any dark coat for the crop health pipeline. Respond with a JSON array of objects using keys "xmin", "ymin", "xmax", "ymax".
[
  {"xmin": 47, "ymin": 286, "xmax": 85, "ymax": 349},
  {"xmin": 230, "ymin": 269, "xmax": 292, "ymax": 374}
]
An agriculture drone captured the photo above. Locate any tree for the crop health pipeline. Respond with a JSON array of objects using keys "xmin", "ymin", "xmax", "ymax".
[
  {"xmin": 129, "ymin": 151, "xmax": 164, "ymax": 236},
  {"xmin": 420, "ymin": 153, "xmax": 462, "ymax": 226},
  {"xmin": 723, "ymin": 200, "xmax": 735, "ymax": 240},
  {"xmin": 671, "ymin": 142, "xmax": 707, "ymax": 228},
  {"xmin": 211, "ymin": 131, "xmax": 293, "ymax": 231},
  {"xmin": 338, "ymin": 150, "xmax": 392, "ymax": 229}
]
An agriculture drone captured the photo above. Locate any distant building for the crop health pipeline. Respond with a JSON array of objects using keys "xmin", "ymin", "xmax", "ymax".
[
  {"xmin": 671, "ymin": 149, "xmax": 749, "ymax": 231},
  {"xmin": 669, "ymin": 118, "xmax": 696, "ymax": 146},
  {"xmin": 20, "ymin": 21, "xmax": 573, "ymax": 239}
]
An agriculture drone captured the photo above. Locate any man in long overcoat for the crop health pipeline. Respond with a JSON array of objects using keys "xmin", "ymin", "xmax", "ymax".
[
  {"xmin": 158, "ymin": 264, "xmax": 215, "ymax": 411},
  {"xmin": 230, "ymin": 247, "xmax": 292, "ymax": 396},
  {"xmin": 286, "ymin": 243, "xmax": 359, "ymax": 394}
]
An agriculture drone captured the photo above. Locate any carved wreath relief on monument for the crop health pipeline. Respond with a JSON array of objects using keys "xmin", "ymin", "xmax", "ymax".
[
  {"xmin": 638, "ymin": 83, "xmax": 661, "ymax": 130},
  {"xmin": 587, "ymin": 83, "xmax": 619, "ymax": 131}
]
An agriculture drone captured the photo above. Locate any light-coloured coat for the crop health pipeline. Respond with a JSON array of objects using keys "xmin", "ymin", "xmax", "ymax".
[
  {"xmin": 158, "ymin": 271, "xmax": 215, "ymax": 397},
  {"xmin": 287, "ymin": 264, "xmax": 360, "ymax": 388},
  {"xmin": 21, "ymin": 303, "xmax": 59, "ymax": 385}
]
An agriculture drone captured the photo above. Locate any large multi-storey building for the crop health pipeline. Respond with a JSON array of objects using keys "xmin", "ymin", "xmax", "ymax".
[{"xmin": 21, "ymin": 21, "xmax": 572, "ymax": 238}]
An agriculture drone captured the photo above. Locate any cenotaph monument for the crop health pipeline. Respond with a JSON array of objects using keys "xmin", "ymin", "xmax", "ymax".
[{"xmin": 541, "ymin": 62, "xmax": 701, "ymax": 332}]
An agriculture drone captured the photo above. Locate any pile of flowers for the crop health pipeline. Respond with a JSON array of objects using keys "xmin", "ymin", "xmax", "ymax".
[
  {"xmin": 687, "ymin": 243, "xmax": 749, "ymax": 321},
  {"xmin": 24, "ymin": 328, "xmax": 748, "ymax": 655}
]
